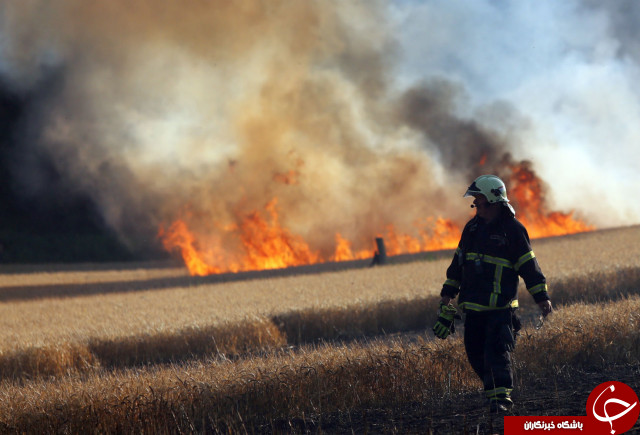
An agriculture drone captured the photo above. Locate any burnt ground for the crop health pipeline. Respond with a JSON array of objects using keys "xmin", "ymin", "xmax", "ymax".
[{"xmin": 269, "ymin": 364, "xmax": 640, "ymax": 434}]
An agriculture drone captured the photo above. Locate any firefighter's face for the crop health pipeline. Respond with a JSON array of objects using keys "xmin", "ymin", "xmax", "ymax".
[{"xmin": 473, "ymin": 195, "xmax": 500, "ymax": 222}]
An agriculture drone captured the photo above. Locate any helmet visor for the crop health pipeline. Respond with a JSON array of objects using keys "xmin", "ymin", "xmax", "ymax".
[{"xmin": 463, "ymin": 181, "xmax": 483, "ymax": 198}]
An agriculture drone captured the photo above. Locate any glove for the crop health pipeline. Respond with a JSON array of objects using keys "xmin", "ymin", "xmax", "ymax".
[{"xmin": 433, "ymin": 303, "xmax": 460, "ymax": 339}]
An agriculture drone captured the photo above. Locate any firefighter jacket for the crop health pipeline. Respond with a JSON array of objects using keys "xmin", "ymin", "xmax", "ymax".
[{"xmin": 440, "ymin": 212, "xmax": 549, "ymax": 312}]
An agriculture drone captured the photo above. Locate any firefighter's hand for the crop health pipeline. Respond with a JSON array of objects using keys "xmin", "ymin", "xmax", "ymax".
[
  {"xmin": 538, "ymin": 300, "xmax": 553, "ymax": 317},
  {"xmin": 433, "ymin": 302, "xmax": 459, "ymax": 339}
]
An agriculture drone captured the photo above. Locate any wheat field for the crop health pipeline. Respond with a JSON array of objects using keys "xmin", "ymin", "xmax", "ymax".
[{"xmin": 0, "ymin": 225, "xmax": 639, "ymax": 432}]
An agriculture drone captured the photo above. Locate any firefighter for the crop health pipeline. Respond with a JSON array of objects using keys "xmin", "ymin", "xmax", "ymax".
[{"xmin": 432, "ymin": 174, "xmax": 553, "ymax": 413}]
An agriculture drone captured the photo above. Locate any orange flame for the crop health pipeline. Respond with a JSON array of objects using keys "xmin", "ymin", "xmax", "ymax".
[
  {"xmin": 507, "ymin": 162, "xmax": 595, "ymax": 238},
  {"xmin": 160, "ymin": 162, "xmax": 594, "ymax": 276},
  {"xmin": 159, "ymin": 199, "xmax": 322, "ymax": 276},
  {"xmin": 331, "ymin": 233, "xmax": 373, "ymax": 262},
  {"xmin": 159, "ymin": 199, "xmax": 461, "ymax": 276},
  {"xmin": 158, "ymin": 220, "xmax": 225, "ymax": 276},
  {"xmin": 479, "ymin": 153, "xmax": 487, "ymax": 166},
  {"xmin": 235, "ymin": 198, "xmax": 319, "ymax": 270}
]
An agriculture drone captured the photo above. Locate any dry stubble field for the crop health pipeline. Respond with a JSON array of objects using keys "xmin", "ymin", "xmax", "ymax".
[{"xmin": 0, "ymin": 225, "xmax": 639, "ymax": 433}]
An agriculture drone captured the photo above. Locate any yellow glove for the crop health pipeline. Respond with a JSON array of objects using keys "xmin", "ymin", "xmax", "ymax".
[{"xmin": 433, "ymin": 303, "xmax": 459, "ymax": 339}]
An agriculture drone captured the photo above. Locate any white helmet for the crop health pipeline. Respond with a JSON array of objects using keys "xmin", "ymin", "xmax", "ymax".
[{"xmin": 464, "ymin": 175, "xmax": 515, "ymax": 215}]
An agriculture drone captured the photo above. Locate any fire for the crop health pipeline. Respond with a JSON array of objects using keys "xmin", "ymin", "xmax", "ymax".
[
  {"xmin": 159, "ymin": 199, "xmax": 321, "ymax": 276},
  {"xmin": 382, "ymin": 218, "xmax": 461, "ymax": 255},
  {"xmin": 507, "ymin": 162, "xmax": 595, "ymax": 238},
  {"xmin": 331, "ymin": 233, "xmax": 373, "ymax": 262},
  {"xmin": 158, "ymin": 220, "xmax": 225, "ymax": 276},
  {"xmin": 159, "ymin": 161, "xmax": 594, "ymax": 277},
  {"xmin": 159, "ymin": 199, "xmax": 461, "ymax": 276},
  {"xmin": 479, "ymin": 154, "xmax": 487, "ymax": 167},
  {"xmin": 235, "ymin": 198, "xmax": 319, "ymax": 270}
]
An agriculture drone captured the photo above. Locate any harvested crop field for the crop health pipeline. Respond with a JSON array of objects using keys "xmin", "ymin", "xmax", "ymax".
[{"xmin": 0, "ymin": 225, "xmax": 639, "ymax": 433}]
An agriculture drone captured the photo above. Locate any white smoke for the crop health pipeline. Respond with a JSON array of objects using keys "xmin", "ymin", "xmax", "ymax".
[{"xmin": 392, "ymin": 0, "xmax": 640, "ymax": 226}]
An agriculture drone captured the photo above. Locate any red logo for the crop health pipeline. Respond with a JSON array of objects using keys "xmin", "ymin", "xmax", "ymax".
[{"xmin": 586, "ymin": 381, "xmax": 639, "ymax": 434}]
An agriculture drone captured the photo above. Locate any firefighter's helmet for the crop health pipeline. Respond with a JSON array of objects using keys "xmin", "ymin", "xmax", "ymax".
[
  {"xmin": 464, "ymin": 175, "xmax": 509, "ymax": 203},
  {"xmin": 464, "ymin": 175, "xmax": 516, "ymax": 216}
]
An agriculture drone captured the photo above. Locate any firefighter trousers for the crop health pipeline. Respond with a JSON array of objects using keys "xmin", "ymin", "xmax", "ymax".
[{"xmin": 463, "ymin": 309, "xmax": 521, "ymax": 404}]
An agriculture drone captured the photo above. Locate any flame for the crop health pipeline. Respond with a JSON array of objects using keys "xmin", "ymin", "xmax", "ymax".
[
  {"xmin": 159, "ymin": 199, "xmax": 321, "ymax": 276},
  {"xmin": 235, "ymin": 198, "xmax": 320, "ymax": 270},
  {"xmin": 331, "ymin": 233, "xmax": 374, "ymax": 262},
  {"xmin": 507, "ymin": 162, "xmax": 595, "ymax": 238},
  {"xmin": 159, "ymin": 161, "xmax": 594, "ymax": 276},
  {"xmin": 159, "ymin": 199, "xmax": 461, "ymax": 276},
  {"xmin": 158, "ymin": 220, "xmax": 225, "ymax": 276},
  {"xmin": 479, "ymin": 154, "xmax": 487, "ymax": 166},
  {"xmin": 421, "ymin": 217, "xmax": 464, "ymax": 251},
  {"xmin": 382, "ymin": 218, "xmax": 460, "ymax": 256}
]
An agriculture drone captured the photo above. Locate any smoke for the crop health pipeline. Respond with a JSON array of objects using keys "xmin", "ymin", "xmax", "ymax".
[
  {"xmin": 0, "ymin": 0, "xmax": 443, "ymax": 256},
  {"xmin": 393, "ymin": 0, "xmax": 640, "ymax": 227},
  {"xmin": 0, "ymin": 0, "xmax": 638, "ymax": 259}
]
